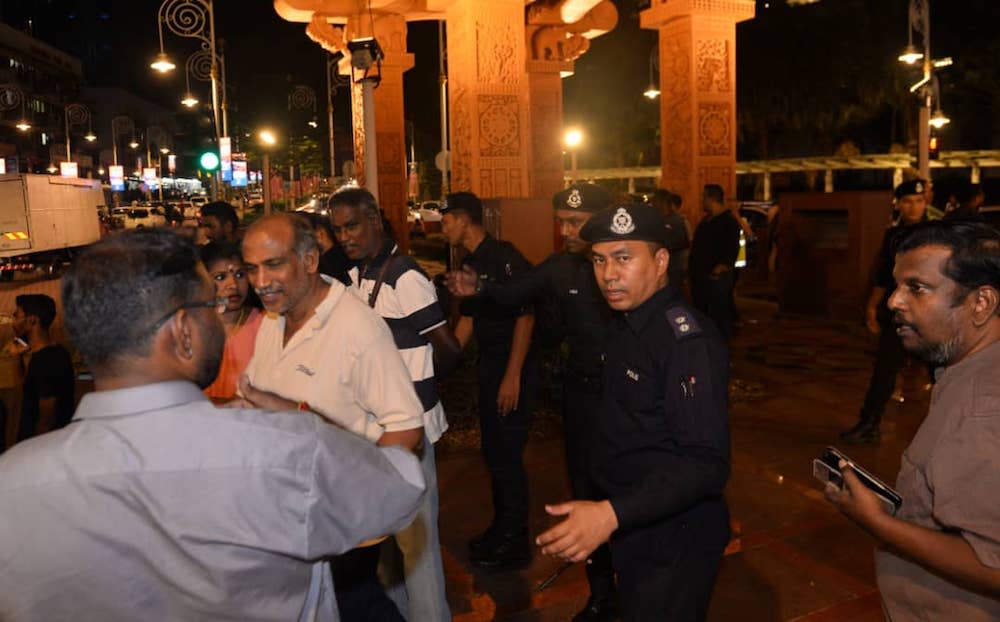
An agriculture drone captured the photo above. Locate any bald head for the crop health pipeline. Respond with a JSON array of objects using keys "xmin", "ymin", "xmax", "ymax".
[{"xmin": 242, "ymin": 213, "xmax": 322, "ymax": 316}]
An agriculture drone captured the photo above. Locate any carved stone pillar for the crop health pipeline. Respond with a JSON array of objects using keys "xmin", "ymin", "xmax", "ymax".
[
  {"xmin": 641, "ymin": 0, "xmax": 754, "ymax": 224},
  {"xmin": 445, "ymin": 0, "xmax": 531, "ymax": 198},
  {"xmin": 345, "ymin": 13, "xmax": 414, "ymax": 251}
]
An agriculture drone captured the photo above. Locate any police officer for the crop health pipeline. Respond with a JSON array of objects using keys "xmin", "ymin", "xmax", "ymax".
[
  {"xmin": 440, "ymin": 192, "xmax": 539, "ymax": 569},
  {"xmin": 840, "ymin": 179, "xmax": 929, "ymax": 444},
  {"xmin": 446, "ymin": 184, "xmax": 618, "ymax": 620},
  {"xmin": 537, "ymin": 203, "xmax": 731, "ymax": 622}
]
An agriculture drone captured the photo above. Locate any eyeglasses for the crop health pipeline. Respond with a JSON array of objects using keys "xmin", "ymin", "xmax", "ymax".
[{"xmin": 148, "ymin": 297, "xmax": 228, "ymax": 334}]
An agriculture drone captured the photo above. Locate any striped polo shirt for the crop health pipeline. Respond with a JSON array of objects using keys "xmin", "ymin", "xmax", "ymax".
[{"xmin": 348, "ymin": 244, "xmax": 448, "ymax": 443}]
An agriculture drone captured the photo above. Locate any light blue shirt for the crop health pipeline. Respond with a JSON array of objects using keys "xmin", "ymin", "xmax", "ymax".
[{"xmin": 0, "ymin": 380, "xmax": 424, "ymax": 621}]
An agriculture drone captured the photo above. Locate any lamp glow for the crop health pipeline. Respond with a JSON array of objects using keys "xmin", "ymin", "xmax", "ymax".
[
  {"xmin": 150, "ymin": 52, "xmax": 176, "ymax": 73},
  {"xmin": 643, "ymin": 86, "xmax": 661, "ymax": 100},
  {"xmin": 929, "ymin": 109, "xmax": 951, "ymax": 129},
  {"xmin": 259, "ymin": 129, "xmax": 277, "ymax": 146},
  {"xmin": 564, "ymin": 128, "xmax": 583, "ymax": 149},
  {"xmin": 84, "ymin": 131, "xmax": 97, "ymax": 142},
  {"xmin": 129, "ymin": 140, "xmax": 140, "ymax": 149},
  {"xmin": 46, "ymin": 164, "xmax": 57, "ymax": 174},
  {"xmin": 16, "ymin": 120, "xmax": 31, "ymax": 132},
  {"xmin": 898, "ymin": 45, "xmax": 923, "ymax": 65},
  {"xmin": 181, "ymin": 92, "xmax": 199, "ymax": 108}
]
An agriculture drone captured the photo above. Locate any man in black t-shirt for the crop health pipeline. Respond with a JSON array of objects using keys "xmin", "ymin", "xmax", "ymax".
[
  {"xmin": 13, "ymin": 295, "xmax": 75, "ymax": 442},
  {"xmin": 689, "ymin": 184, "xmax": 741, "ymax": 341}
]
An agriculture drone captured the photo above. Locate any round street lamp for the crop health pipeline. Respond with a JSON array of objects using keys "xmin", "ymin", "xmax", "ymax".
[
  {"xmin": 897, "ymin": 44, "xmax": 923, "ymax": 65},
  {"xmin": 150, "ymin": 51, "xmax": 177, "ymax": 74},
  {"xmin": 129, "ymin": 139, "xmax": 140, "ymax": 150},
  {"xmin": 181, "ymin": 92, "xmax": 199, "ymax": 107},
  {"xmin": 564, "ymin": 128, "xmax": 583, "ymax": 183},
  {"xmin": 16, "ymin": 120, "xmax": 31, "ymax": 132},
  {"xmin": 84, "ymin": 131, "xmax": 97, "ymax": 142},
  {"xmin": 929, "ymin": 108, "xmax": 950, "ymax": 129}
]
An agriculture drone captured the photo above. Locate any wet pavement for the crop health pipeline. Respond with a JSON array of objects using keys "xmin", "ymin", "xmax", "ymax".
[{"xmin": 436, "ymin": 293, "xmax": 932, "ymax": 621}]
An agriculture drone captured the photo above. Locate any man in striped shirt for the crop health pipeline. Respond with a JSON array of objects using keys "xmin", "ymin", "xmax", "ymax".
[{"xmin": 330, "ymin": 188, "xmax": 460, "ymax": 622}]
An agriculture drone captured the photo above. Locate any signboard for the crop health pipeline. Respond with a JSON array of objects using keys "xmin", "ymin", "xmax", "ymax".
[
  {"xmin": 219, "ymin": 136, "xmax": 232, "ymax": 181},
  {"xmin": 109, "ymin": 165, "xmax": 125, "ymax": 191},
  {"xmin": 167, "ymin": 154, "xmax": 177, "ymax": 174},
  {"xmin": 143, "ymin": 167, "xmax": 158, "ymax": 190},
  {"xmin": 0, "ymin": 158, "xmax": 4, "ymax": 175},
  {"xmin": 232, "ymin": 160, "xmax": 247, "ymax": 187},
  {"xmin": 60, "ymin": 161, "xmax": 78, "ymax": 178}
]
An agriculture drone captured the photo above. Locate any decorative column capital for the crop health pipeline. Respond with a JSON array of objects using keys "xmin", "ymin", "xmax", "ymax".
[{"xmin": 641, "ymin": 0, "xmax": 755, "ymax": 28}]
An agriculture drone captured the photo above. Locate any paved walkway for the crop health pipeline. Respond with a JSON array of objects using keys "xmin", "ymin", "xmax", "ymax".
[{"xmin": 437, "ymin": 295, "xmax": 930, "ymax": 621}]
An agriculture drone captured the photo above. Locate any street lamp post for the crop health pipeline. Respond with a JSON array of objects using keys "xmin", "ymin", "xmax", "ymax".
[
  {"xmin": 326, "ymin": 52, "xmax": 349, "ymax": 180},
  {"xmin": 259, "ymin": 129, "xmax": 277, "ymax": 216},
  {"xmin": 64, "ymin": 103, "xmax": 91, "ymax": 170},
  {"xmin": 564, "ymin": 128, "xmax": 583, "ymax": 183},
  {"xmin": 154, "ymin": 0, "xmax": 222, "ymax": 142},
  {"xmin": 900, "ymin": 0, "xmax": 950, "ymax": 181}
]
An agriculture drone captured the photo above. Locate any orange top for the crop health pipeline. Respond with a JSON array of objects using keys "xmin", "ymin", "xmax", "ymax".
[{"xmin": 204, "ymin": 308, "xmax": 264, "ymax": 400}]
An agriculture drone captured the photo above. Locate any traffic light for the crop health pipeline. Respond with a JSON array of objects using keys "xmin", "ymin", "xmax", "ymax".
[
  {"xmin": 928, "ymin": 136, "xmax": 940, "ymax": 160},
  {"xmin": 199, "ymin": 151, "xmax": 220, "ymax": 171}
]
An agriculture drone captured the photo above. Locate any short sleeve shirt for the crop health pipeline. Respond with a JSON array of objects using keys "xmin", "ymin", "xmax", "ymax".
[
  {"xmin": 875, "ymin": 341, "xmax": 1000, "ymax": 621},
  {"xmin": 348, "ymin": 244, "xmax": 449, "ymax": 443},
  {"xmin": 458, "ymin": 235, "xmax": 533, "ymax": 358},
  {"xmin": 244, "ymin": 276, "xmax": 424, "ymax": 443},
  {"xmin": 19, "ymin": 344, "xmax": 75, "ymax": 440}
]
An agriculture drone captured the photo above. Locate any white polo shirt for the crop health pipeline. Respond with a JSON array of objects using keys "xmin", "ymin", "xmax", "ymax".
[{"xmin": 245, "ymin": 276, "xmax": 424, "ymax": 443}]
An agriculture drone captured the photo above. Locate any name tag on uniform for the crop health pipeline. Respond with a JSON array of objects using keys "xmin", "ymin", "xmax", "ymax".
[{"xmin": 625, "ymin": 368, "xmax": 640, "ymax": 382}]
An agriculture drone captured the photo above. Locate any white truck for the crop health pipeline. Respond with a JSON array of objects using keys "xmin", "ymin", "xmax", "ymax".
[{"xmin": 0, "ymin": 173, "xmax": 104, "ymax": 280}]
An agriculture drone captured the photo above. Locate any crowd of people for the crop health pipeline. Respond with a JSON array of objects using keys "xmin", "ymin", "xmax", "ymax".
[{"xmin": 0, "ymin": 177, "xmax": 997, "ymax": 621}]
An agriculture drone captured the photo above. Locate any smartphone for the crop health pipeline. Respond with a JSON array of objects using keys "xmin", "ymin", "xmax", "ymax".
[{"xmin": 813, "ymin": 446, "xmax": 903, "ymax": 516}]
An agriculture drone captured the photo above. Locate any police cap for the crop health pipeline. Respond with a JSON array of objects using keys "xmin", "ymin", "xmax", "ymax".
[
  {"xmin": 552, "ymin": 183, "xmax": 612, "ymax": 214},
  {"xmin": 439, "ymin": 191, "xmax": 483, "ymax": 221},
  {"xmin": 579, "ymin": 203, "xmax": 668, "ymax": 246},
  {"xmin": 894, "ymin": 179, "xmax": 927, "ymax": 199}
]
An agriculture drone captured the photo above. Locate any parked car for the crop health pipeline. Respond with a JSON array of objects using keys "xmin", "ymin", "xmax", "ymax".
[{"xmin": 112, "ymin": 207, "xmax": 167, "ymax": 229}]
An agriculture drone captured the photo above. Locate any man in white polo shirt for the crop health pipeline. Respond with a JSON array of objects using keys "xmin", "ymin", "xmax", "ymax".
[{"xmin": 239, "ymin": 213, "xmax": 425, "ymax": 620}]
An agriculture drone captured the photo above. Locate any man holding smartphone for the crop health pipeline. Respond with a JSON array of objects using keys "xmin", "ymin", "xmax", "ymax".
[{"xmin": 826, "ymin": 220, "xmax": 1000, "ymax": 619}]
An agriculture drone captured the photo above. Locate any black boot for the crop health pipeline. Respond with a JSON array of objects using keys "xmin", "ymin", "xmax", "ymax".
[
  {"xmin": 839, "ymin": 420, "xmax": 880, "ymax": 445},
  {"xmin": 470, "ymin": 529, "xmax": 531, "ymax": 569}
]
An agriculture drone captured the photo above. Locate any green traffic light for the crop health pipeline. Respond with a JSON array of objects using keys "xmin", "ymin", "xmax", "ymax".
[{"xmin": 199, "ymin": 151, "xmax": 220, "ymax": 171}]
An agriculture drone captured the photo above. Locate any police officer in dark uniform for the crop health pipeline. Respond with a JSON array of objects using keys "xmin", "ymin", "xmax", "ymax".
[
  {"xmin": 537, "ymin": 203, "xmax": 731, "ymax": 622},
  {"xmin": 440, "ymin": 192, "xmax": 539, "ymax": 569},
  {"xmin": 446, "ymin": 184, "xmax": 618, "ymax": 620},
  {"xmin": 840, "ymin": 179, "xmax": 929, "ymax": 444}
]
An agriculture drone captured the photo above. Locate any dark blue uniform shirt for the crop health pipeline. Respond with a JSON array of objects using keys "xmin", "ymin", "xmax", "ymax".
[
  {"xmin": 592, "ymin": 286, "xmax": 731, "ymax": 533},
  {"xmin": 459, "ymin": 235, "xmax": 533, "ymax": 359}
]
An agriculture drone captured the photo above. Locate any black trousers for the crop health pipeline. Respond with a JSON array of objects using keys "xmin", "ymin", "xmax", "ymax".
[
  {"xmin": 562, "ymin": 372, "xmax": 616, "ymax": 600},
  {"xmin": 691, "ymin": 271, "xmax": 736, "ymax": 342},
  {"xmin": 477, "ymin": 354, "xmax": 537, "ymax": 533},
  {"xmin": 610, "ymin": 504, "xmax": 728, "ymax": 622},
  {"xmin": 331, "ymin": 542, "xmax": 404, "ymax": 622},
  {"xmin": 858, "ymin": 322, "xmax": 906, "ymax": 425}
]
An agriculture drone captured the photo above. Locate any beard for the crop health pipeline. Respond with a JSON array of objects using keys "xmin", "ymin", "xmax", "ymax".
[
  {"xmin": 193, "ymin": 319, "xmax": 226, "ymax": 389},
  {"xmin": 908, "ymin": 334, "xmax": 963, "ymax": 366}
]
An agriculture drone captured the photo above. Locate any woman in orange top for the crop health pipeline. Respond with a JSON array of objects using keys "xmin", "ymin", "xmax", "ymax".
[{"xmin": 200, "ymin": 242, "xmax": 263, "ymax": 401}]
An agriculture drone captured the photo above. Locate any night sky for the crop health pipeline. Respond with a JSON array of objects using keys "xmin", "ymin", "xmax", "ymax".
[{"xmin": 2, "ymin": 0, "xmax": 997, "ymax": 171}]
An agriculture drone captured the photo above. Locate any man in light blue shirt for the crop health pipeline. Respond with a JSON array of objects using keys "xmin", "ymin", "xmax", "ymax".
[{"xmin": 0, "ymin": 229, "xmax": 425, "ymax": 622}]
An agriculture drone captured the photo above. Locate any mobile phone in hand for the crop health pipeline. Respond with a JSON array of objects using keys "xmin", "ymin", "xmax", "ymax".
[{"xmin": 813, "ymin": 446, "xmax": 902, "ymax": 515}]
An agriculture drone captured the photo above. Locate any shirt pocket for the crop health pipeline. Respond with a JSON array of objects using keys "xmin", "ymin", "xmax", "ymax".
[{"xmin": 613, "ymin": 361, "xmax": 659, "ymax": 417}]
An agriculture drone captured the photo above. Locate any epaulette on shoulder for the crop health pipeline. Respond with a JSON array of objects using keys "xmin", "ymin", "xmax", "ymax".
[{"xmin": 664, "ymin": 306, "xmax": 703, "ymax": 340}]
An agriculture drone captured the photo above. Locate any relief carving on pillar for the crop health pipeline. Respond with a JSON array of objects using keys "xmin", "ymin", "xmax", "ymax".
[
  {"xmin": 698, "ymin": 165, "xmax": 734, "ymax": 197},
  {"xmin": 696, "ymin": 39, "xmax": 729, "ymax": 92},
  {"xmin": 477, "ymin": 21, "xmax": 517, "ymax": 84},
  {"xmin": 526, "ymin": 0, "xmax": 617, "ymax": 62},
  {"xmin": 478, "ymin": 94, "xmax": 520, "ymax": 158},
  {"xmin": 662, "ymin": 33, "xmax": 692, "ymax": 175},
  {"xmin": 351, "ymin": 80, "xmax": 367, "ymax": 186},
  {"xmin": 451, "ymin": 87, "xmax": 473, "ymax": 192},
  {"xmin": 377, "ymin": 132, "xmax": 403, "ymax": 174},
  {"xmin": 698, "ymin": 103, "xmax": 730, "ymax": 156}
]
